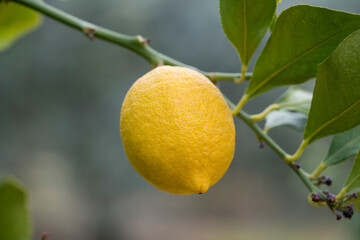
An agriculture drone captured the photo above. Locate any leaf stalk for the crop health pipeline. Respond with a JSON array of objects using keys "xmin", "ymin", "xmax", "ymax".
[
  {"xmin": 309, "ymin": 161, "xmax": 328, "ymax": 179},
  {"xmin": 251, "ymin": 104, "xmax": 280, "ymax": 122}
]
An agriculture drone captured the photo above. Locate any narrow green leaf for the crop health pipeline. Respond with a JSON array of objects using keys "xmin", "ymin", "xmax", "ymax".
[
  {"xmin": 343, "ymin": 150, "xmax": 360, "ymax": 193},
  {"xmin": 219, "ymin": 0, "xmax": 276, "ymax": 65},
  {"xmin": 246, "ymin": 5, "xmax": 360, "ymax": 98},
  {"xmin": 274, "ymin": 87, "xmax": 312, "ymax": 114},
  {"xmin": 264, "ymin": 110, "xmax": 307, "ymax": 133},
  {"xmin": 323, "ymin": 126, "xmax": 360, "ymax": 166},
  {"xmin": 0, "ymin": 2, "xmax": 42, "ymax": 52},
  {"xmin": 304, "ymin": 29, "xmax": 360, "ymax": 143},
  {"xmin": 0, "ymin": 177, "xmax": 32, "ymax": 240}
]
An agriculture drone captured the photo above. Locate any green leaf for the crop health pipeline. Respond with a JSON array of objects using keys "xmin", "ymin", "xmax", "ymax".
[
  {"xmin": 219, "ymin": 0, "xmax": 276, "ymax": 66},
  {"xmin": 246, "ymin": 5, "xmax": 360, "ymax": 98},
  {"xmin": 0, "ymin": 177, "xmax": 32, "ymax": 240},
  {"xmin": 264, "ymin": 110, "xmax": 307, "ymax": 133},
  {"xmin": 0, "ymin": 2, "xmax": 42, "ymax": 52},
  {"xmin": 343, "ymin": 150, "xmax": 360, "ymax": 193},
  {"xmin": 269, "ymin": 13, "xmax": 277, "ymax": 33},
  {"xmin": 304, "ymin": 29, "xmax": 360, "ymax": 143},
  {"xmin": 323, "ymin": 126, "xmax": 360, "ymax": 166},
  {"xmin": 274, "ymin": 87, "xmax": 313, "ymax": 114}
]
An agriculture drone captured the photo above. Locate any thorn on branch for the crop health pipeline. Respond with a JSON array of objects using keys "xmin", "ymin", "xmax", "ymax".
[
  {"xmin": 136, "ymin": 35, "xmax": 150, "ymax": 46},
  {"xmin": 83, "ymin": 27, "xmax": 96, "ymax": 41}
]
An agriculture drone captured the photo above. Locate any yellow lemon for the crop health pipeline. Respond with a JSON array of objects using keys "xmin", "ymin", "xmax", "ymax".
[{"xmin": 120, "ymin": 66, "xmax": 235, "ymax": 194}]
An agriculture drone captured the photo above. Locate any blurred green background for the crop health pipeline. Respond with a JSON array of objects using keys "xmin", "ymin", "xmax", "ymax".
[{"xmin": 1, "ymin": 0, "xmax": 360, "ymax": 239}]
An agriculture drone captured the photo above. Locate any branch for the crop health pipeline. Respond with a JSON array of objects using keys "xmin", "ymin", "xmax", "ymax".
[
  {"xmin": 8, "ymin": 0, "xmax": 321, "ymax": 197},
  {"xmin": 9, "ymin": 0, "xmax": 252, "ymax": 82},
  {"xmin": 225, "ymin": 97, "xmax": 322, "ymax": 194}
]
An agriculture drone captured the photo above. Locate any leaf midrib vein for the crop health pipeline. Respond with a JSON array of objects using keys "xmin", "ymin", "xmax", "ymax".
[
  {"xmin": 242, "ymin": 0, "xmax": 247, "ymax": 64},
  {"xmin": 307, "ymin": 98, "xmax": 360, "ymax": 142},
  {"xmin": 248, "ymin": 29, "xmax": 347, "ymax": 97},
  {"xmin": 345, "ymin": 171, "xmax": 360, "ymax": 191}
]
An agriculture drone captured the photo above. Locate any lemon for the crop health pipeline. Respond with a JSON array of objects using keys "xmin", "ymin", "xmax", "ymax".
[{"xmin": 120, "ymin": 66, "xmax": 235, "ymax": 195}]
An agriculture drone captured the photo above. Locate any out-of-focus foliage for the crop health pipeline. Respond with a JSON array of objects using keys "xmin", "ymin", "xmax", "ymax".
[
  {"xmin": 0, "ymin": 177, "xmax": 32, "ymax": 240},
  {"xmin": 0, "ymin": 2, "xmax": 42, "ymax": 52}
]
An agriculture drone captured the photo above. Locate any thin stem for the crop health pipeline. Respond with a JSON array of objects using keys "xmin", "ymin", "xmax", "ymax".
[
  {"xmin": 309, "ymin": 161, "xmax": 328, "ymax": 179},
  {"xmin": 232, "ymin": 94, "xmax": 249, "ymax": 115},
  {"xmin": 251, "ymin": 104, "xmax": 280, "ymax": 122},
  {"xmin": 291, "ymin": 166, "xmax": 320, "ymax": 194},
  {"xmin": 235, "ymin": 65, "xmax": 247, "ymax": 84},
  {"xmin": 335, "ymin": 187, "xmax": 348, "ymax": 201},
  {"xmin": 8, "ymin": 0, "xmax": 253, "ymax": 82},
  {"xmin": 285, "ymin": 139, "xmax": 310, "ymax": 162},
  {"xmin": 225, "ymin": 97, "xmax": 321, "ymax": 193}
]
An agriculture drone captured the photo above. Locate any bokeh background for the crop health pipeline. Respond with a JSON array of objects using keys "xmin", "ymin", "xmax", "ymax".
[{"xmin": 1, "ymin": 0, "xmax": 360, "ymax": 239}]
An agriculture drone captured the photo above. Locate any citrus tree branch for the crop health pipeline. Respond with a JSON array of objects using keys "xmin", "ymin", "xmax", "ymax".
[
  {"xmin": 225, "ymin": 97, "xmax": 321, "ymax": 194},
  {"xmin": 8, "ymin": 0, "xmax": 321, "ymax": 197},
  {"xmin": 8, "ymin": 0, "xmax": 252, "ymax": 82}
]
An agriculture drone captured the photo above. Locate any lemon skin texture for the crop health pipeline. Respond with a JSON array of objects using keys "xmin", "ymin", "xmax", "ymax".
[{"xmin": 120, "ymin": 66, "xmax": 235, "ymax": 195}]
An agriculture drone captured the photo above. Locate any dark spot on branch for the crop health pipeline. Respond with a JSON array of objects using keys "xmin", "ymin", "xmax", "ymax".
[
  {"xmin": 83, "ymin": 27, "xmax": 96, "ymax": 40},
  {"xmin": 293, "ymin": 163, "xmax": 301, "ymax": 169}
]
